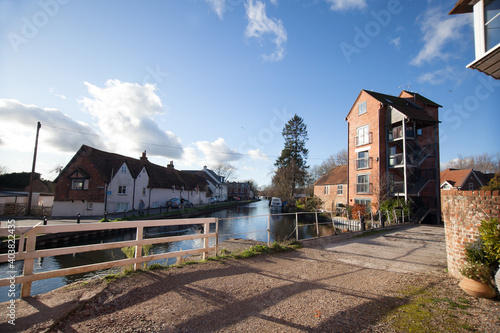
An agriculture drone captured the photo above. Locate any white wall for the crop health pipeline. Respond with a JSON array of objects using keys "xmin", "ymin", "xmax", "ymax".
[
  {"xmin": 107, "ymin": 163, "xmax": 135, "ymax": 212},
  {"xmin": 52, "ymin": 201, "xmax": 105, "ymax": 217}
]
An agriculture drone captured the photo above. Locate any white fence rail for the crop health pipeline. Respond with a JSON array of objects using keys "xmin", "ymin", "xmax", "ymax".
[{"xmin": 0, "ymin": 218, "xmax": 217, "ymax": 298}]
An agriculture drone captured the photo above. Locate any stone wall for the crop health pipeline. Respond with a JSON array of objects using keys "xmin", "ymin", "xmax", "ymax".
[{"xmin": 441, "ymin": 189, "xmax": 500, "ymax": 279}]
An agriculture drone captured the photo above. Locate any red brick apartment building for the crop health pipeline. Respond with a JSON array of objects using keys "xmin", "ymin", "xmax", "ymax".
[{"xmin": 345, "ymin": 90, "xmax": 441, "ymax": 223}]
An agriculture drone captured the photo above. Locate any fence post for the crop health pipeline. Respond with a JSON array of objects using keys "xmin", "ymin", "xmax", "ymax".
[
  {"xmin": 386, "ymin": 210, "xmax": 391, "ymax": 225},
  {"xmin": 267, "ymin": 214, "xmax": 271, "ymax": 246},
  {"xmin": 215, "ymin": 218, "xmax": 219, "ymax": 256},
  {"xmin": 21, "ymin": 228, "xmax": 38, "ymax": 298},
  {"xmin": 77, "ymin": 213, "xmax": 80, "ymax": 224},
  {"xmin": 315, "ymin": 211, "xmax": 319, "ymax": 238},
  {"xmin": 295, "ymin": 212, "xmax": 299, "ymax": 242},
  {"xmin": 134, "ymin": 226, "xmax": 144, "ymax": 271},
  {"xmin": 203, "ymin": 222, "xmax": 209, "ymax": 260},
  {"xmin": 330, "ymin": 211, "xmax": 336, "ymax": 234}
]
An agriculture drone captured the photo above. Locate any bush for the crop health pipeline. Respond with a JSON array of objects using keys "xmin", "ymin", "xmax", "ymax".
[
  {"xmin": 481, "ymin": 174, "xmax": 500, "ymax": 191},
  {"xmin": 479, "ymin": 218, "xmax": 500, "ymax": 262}
]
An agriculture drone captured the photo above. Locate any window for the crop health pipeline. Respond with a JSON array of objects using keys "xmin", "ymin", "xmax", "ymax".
[
  {"xmin": 152, "ymin": 202, "xmax": 159, "ymax": 208},
  {"xmin": 356, "ymin": 125, "xmax": 370, "ymax": 146},
  {"xmin": 71, "ymin": 179, "xmax": 89, "ymax": 190},
  {"xmin": 356, "ymin": 174, "xmax": 370, "ymax": 194},
  {"xmin": 87, "ymin": 202, "xmax": 93, "ymax": 210},
  {"xmin": 324, "ymin": 185, "xmax": 330, "ymax": 195},
  {"xmin": 469, "ymin": 183, "xmax": 474, "ymax": 191},
  {"xmin": 121, "ymin": 165, "xmax": 127, "ymax": 173},
  {"xmin": 357, "ymin": 151, "xmax": 369, "ymax": 169},
  {"xmin": 337, "ymin": 184, "xmax": 344, "ymax": 195},
  {"xmin": 485, "ymin": 0, "xmax": 500, "ymax": 51},
  {"xmin": 142, "ymin": 188, "xmax": 147, "ymax": 196},
  {"xmin": 116, "ymin": 202, "xmax": 129, "ymax": 212},
  {"xmin": 417, "ymin": 128, "xmax": 423, "ymax": 136},
  {"xmin": 442, "ymin": 183, "xmax": 451, "ymax": 190},
  {"xmin": 118, "ymin": 185, "xmax": 127, "ymax": 195},
  {"xmin": 355, "ymin": 198, "xmax": 371, "ymax": 207},
  {"xmin": 358, "ymin": 101, "xmax": 367, "ymax": 115}
]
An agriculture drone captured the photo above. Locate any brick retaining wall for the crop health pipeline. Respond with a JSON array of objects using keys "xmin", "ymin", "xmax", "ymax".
[{"xmin": 441, "ymin": 190, "xmax": 500, "ymax": 279}]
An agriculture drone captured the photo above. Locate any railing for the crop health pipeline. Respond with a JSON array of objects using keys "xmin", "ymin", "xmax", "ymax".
[
  {"xmin": 389, "ymin": 153, "xmax": 403, "ymax": 167},
  {"xmin": 355, "ymin": 132, "xmax": 372, "ymax": 146},
  {"xmin": 355, "ymin": 183, "xmax": 372, "ymax": 194},
  {"xmin": 355, "ymin": 157, "xmax": 373, "ymax": 170},
  {"xmin": 0, "ymin": 218, "xmax": 217, "ymax": 298}
]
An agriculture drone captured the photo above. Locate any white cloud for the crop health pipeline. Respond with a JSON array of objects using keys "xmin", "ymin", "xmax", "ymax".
[
  {"xmin": 325, "ymin": 0, "xmax": 367, "ymax": 11},
  {"xmin": 78, "ymin": 79, "xmax": 183, "ymax": 159},
  {"xmin": 0, "ymin": 99, "xmax": 103, "ymax": 153},
  {"xmin": 205, "ymin": 0, "xmax": 226, "ymax": 20},
  {"xmin": 416, "ymin": 66, "xmax": 466, "ymax": 85},
  {"xmin": 248, "ymin": 148, "xmax": 269, "ymax": 160},
  {"xmin": 194, "ymin": 137, "xmax": 242, "ymax": 165},
  {"xmin": 245, "ymin": 0, "xmax": 287, "ymax": 62},
  {"xmin": 411, "ymin": 6, "xmax": 471, "ymax": 66},
  {"xmin": 390, "ymin": 37, "xmax": 401, "ymax": 48},
  {"xmin": 49, "ymin": 87, "xmax": 66, "ymax": 100}
]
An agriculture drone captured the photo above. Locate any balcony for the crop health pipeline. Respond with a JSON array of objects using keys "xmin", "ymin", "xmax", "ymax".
[
  {"xmin": 356, "ymin": 157, "xmax": 373, "ymax": 170},
  {"xmin": 355, "ymin": 183, "xmax": 372, "ymax": 194},
  {"xmin": 355, "ymin": 132, "xmax": 372, "ymax": 147},
  {"xmin": 388, "ymin": 126, "xmax": 415, "ymax": 142},
  {"xmin": 389, "ymin": 153, "xmax": 403, "ymax": 168}
]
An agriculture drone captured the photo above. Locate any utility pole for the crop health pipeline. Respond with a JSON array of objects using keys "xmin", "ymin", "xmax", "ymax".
[{"xmin": 27, "ymin": 122, "xmax": 41, "ymax": 216}]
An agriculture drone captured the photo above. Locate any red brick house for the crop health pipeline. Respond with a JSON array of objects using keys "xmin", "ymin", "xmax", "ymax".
[
  {"xmin": 52, "ymin": 145, "xmax": 209, "ymax": 217},
  {"xmin": 313, "ymin": 165, "xmax": 348, "ymax": 212},
  {"xmin": 345, "ymin": 90, "xmax": 441, "ymax": 223},
  {"xmin": 440, "ymin": 168, "xmax": 491, "ymax": 191}
]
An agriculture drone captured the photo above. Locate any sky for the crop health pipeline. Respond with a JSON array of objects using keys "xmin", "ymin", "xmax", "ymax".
[{"xmin": 0, "ymin": 0, "xmax": 499, "ymax": 188}]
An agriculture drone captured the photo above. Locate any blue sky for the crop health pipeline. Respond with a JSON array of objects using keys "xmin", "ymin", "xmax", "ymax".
[{"xmin": 0, "ymin": 0, "xmax": 499, "ymax": 187}]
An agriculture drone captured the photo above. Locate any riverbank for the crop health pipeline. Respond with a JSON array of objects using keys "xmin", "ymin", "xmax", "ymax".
[{"xmin": 1, "ymin": 225, "xmax": 498, "ymax": 332}]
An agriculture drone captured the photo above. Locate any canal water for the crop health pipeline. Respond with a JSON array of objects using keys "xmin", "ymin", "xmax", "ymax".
[{"xmin": 0, "ymin": 200, "xmax": 338, "ymax": 302}]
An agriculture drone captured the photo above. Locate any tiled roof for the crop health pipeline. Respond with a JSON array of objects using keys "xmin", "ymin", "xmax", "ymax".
[
  {"xmin": 440, "ymin": 168, "xmax": 474, "ymax": 189},
  {"xmin": 314, "ymin": 165, "xmax": 348, "ymax": 186},
  {"xmin": 80, "ymin": 145, "xmax": 206, "ymax": 190},
  {"xmin": 449, "ymin": 0, "xmax": 474, "ymax": 15},
  {"xmin": 364, "ymin": 90, "xmax": 439, "ymax": 123}
]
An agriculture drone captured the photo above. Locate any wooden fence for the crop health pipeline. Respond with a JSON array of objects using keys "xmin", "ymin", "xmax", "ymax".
[{"xmin": 0, "ymin": 218, "xmax": 217, "ymax": 298}]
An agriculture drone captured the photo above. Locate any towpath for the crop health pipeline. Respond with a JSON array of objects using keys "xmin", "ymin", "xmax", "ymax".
[{"xmin": 1, "ymin": 224, "xmax": 498, "ymax": 332}]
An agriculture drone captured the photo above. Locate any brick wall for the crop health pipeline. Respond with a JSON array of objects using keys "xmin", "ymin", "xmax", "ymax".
[{"xmin": 441, "ymin": 189, "xmax": 500, "ymax": 279}]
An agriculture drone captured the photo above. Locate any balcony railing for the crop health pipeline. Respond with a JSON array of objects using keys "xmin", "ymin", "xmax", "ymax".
[
  {"xmin": 356, "ymin": 157, "xmax": 373, "ymax": 170},
  {"xmin": 355, "ymin": 132, "xmax": 372, "ymax": 147},
  {"xmin": 388, "ymin": 126, "xmax": 415, "ymax": 142},
  {"xmin": 355, "ymin": 183, "xmax": 372, "ymax": 194},
  {"xmin": 389, "ymin": 153, "xmax": 403, "ymax": 167}
]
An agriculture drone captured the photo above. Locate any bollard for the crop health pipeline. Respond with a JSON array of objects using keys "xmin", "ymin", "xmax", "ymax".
[
  {"xmin": 360, "ymin": 214, "xmax": 365, "ymax": 231},
  {"xmin": 77, "ymin": 213, "xmax": 81, "ymax": 224},
  {"xmin": 43, "ymin": 216, "xmax": 48, "ymax": 225},
  {"xmin": 104, "ymin": 212, "xmax": 107, "ymax": 221}
]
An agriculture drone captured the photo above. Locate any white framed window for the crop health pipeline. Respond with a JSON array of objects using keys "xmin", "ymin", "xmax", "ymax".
[
  {"xmin": 142, "ymin": 188, "xmax": 147, "ymax": 196},
  {"xmin": 337, "ymin": 184, "xmax": 344, "ymax": 195},
  {"xmin": 469, "ymin": 183, "xmax": 474, "ymax": 191},
  {"xmin": 357, "ymin": 151, "xmax": 369, "ymax": 169},
  {"xmin": 442, "ymin": 183, "xmax": 451, "ymax": 190},
  {"xmin": 116, "ymin": 202, "xmax": 129, "ymax": 212},
  {"xmin": 324, "ymin": 185, "xmax": 330, "ymax": 195},
  {"xmin": 87, "ymin": 202, "xmax": 93, "ymax": 210},
  {"xmin": 356, "ymin": 125, "xmax": 370, "ymax": 146},
  {"xmin": 121, "ymin": 165, "xmax": 127, "ymax": 173},
  {"xmin": 358, "ymin": 101, "xmax": 367, "ymax": 115},
  {"xmin": 355, "ymin": 198, "xmax": 371, "ymax": 207},
  {"xmin": 118, "ymin": 185, "xmax": 127, "ymax": 195},
  {"xmin": 152, "ymin": 202, "xmax": 159, "ymax": 208},
  {"xmin": 356, "ymin": 174, "xmax": 370, "ymax": 194}
]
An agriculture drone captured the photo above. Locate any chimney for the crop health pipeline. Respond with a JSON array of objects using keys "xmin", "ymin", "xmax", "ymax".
[
  {"xmin": 167, "ymin": 161, "xmax": 174, "ymax": 169},
  {"xmin": 140, "ymin": 151, "xmax": 147, "ymax": 161}
]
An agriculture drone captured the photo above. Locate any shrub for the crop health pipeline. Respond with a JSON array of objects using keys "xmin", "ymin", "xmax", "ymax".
[
  {"xmin": 481, "ymin": 174, "xmax": 500, "ymax": 191},
  {"xmin": 479, "ymin": 218, "xmax": 500, "ymax": 262}
]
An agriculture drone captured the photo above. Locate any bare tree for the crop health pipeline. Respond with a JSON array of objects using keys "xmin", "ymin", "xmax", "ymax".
[
  {"xmin": 446, "ymin": 153, "xmax": 500, "ymax": 173},
  {"xmin": 211, "ymin": 162, "xmax": 236, "ymax": 182},
  {"xmin": 0, "ymin": 165, "xmax": 7, "ymax": 175},
  {"xmin": 310, "ymin": 149, "xmax": 348, "ymax": 181}
]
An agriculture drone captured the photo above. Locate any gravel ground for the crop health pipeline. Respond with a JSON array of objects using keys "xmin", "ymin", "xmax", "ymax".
[{"xmin": 1, "ymin": 225, "xmax": 499, "ymax": 332}]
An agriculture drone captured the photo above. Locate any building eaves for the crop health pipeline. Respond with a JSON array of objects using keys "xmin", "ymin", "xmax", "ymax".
[{"xmin": 314, "ymin": 165, "xmax": 348, "ymax": 186}]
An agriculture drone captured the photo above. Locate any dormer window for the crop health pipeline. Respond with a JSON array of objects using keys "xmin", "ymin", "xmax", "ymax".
[
  {"xmin": 121, "ymin": 165, "xmax": 127, "ymax": 173},
  {"xmin": 69, "ymin": 169, "xmax": 90, "ymax": 190}
]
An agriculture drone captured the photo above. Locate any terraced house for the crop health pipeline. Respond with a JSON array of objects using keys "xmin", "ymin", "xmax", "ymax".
[
  {"xmin": 52, "ymin": 145, "xmax": 209, "ymax": 217},
  {"xmin": 345, "ymin": 90, "xmax": 441, "ymax": 223}
]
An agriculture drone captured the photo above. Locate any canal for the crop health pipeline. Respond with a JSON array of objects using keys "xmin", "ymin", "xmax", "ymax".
[{"xmin": 0, "ymin": 200, "xmax": 342, "ymax": 302}]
